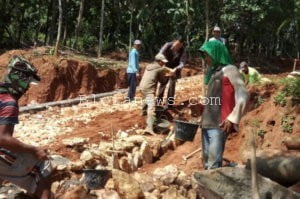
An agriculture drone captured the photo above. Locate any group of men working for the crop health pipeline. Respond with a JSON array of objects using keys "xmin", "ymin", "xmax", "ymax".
[
  {"xmin": 126, "ymin": 26, "xmax": 268, "ymax": 169},
  {"xmin": 0, "ymin": 26, "xmax": 267, "ymax": 198}
]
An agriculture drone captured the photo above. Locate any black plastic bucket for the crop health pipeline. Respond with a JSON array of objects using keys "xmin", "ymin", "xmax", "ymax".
[
  {"xmin": 83, "ymin": 169, "xmax": 112, "ymax": 189},
  {"xmin": 174, "ymin": 120, "xmax": 199, "ymax": 141}
]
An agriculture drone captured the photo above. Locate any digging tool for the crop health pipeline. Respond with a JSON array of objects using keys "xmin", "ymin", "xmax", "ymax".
[{"xmin": 182, "ymin": 147, "xmax": 202, "ymax": 162}]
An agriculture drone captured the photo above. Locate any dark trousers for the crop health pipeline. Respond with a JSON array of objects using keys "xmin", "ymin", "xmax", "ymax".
[
  {"xmin": 157, "ymin": 76, "xmax": 177, "ymax": 106},
  {"xmin": 127, "ymin": 73, "xmax": 137, "ymax": 100}
]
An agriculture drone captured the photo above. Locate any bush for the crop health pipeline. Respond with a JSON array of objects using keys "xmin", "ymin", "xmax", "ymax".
[
  {"xmin": 273, "ymin": 78, "xmax": 300, "ymax": 106},
  {"xmin": 281, "ymin": 115, "xmax": 295, "ymax": 133}
]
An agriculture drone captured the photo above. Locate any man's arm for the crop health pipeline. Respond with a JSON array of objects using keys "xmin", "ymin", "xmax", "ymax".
[
  {"xmin": 223, "ymin": 65, "xmax": 248, "ymax": 124},
  {"xmin": 0, "ymin": 125, "xmax": 48, "ymax": 160},
  {"xmin": 135, "ymin": 51, "xmax": 139, "ymax": 73},
  {"xmin": 176, "ymin": 51, "xmax": 186, "ymax": 70},
  {"xmin": 159, "ymin": 42, "xmax": 171, "ymax": 55}
]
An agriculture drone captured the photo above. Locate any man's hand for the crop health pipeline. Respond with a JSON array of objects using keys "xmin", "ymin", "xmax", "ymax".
[
  {"xmin": 220, "ymin": 120, "xmax": 235, "ymax": 135},
  {"xmin": 31, "ymin": 147, "xmax": 49, "ymax": 160},
  {"xmin": 165, "ymin": 72, "xmax": 175, "ymax": 77}
]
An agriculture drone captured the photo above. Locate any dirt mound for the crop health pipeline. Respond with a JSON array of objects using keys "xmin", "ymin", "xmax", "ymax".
[
  {"xmin": 0, "ymin": 49, "xmax": 128, "ymax": 106},
  {"xmin": 224, "ymin": 83, "xmax": 300, "ymax": 163},
  {"xmin": 0, "ymin": 48, "xmax": 201, "ymax": 106}
]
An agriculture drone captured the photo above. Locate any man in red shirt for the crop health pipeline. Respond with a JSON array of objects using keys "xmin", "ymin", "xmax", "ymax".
[{"xmin": 0, "ymin": 56, "xmax": 52, "ymax": 198}]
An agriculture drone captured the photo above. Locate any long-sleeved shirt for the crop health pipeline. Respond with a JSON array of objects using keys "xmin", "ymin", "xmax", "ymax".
[
  {"xmin": 240, "ymin": 67, "xmax": 262, "ymax": 85},
  {"xmin": 159, "ymin": 42, "xmax": 186, "ymax": 70},
  {"xmin": 202, "ymin": 65, "xmax": 248, "ymax": 128},
  {"xmin": 139, "ymin": 63, "xmax": 170, "ymax": 94},
  {"xmin": 126, "ymin": 48, "xmax": 139, "ymax": 73}
]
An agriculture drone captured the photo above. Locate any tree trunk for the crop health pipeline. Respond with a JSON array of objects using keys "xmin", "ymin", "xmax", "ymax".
[
  {"xmin": 48, "ymin": 0, "xmax": 58, "ymax": 46},
  {"xmin": 202, "ymin": 0, "xmax": 209, "ymax": 96},
  {"xmin": 54, "ymin": 0, "xmax": 62, "ymax": 56},
  {"xmin": 17, "ymin": 12, "xmax": 25, "ymax": 46},
  {"xmin": 128, "ymin": 11, "xmax": 133, "ymax": 52},
  {"xmin": 185, "ymin": 0, "xmax": 191, "ymax": 61},
  {"xmin": 73, "ymin": 0, "xmax": 85, "ymax": 49},
  {"xmin": 44, "ymin": 0, "xmax": 53, "ymax": 45},
  {"xmin": 62, "ymin": 0, "xmax": 69, "ymax": 46},
  {"xmin": 98, "ymin": 0, "xmax": 105, "ymax": 57}
]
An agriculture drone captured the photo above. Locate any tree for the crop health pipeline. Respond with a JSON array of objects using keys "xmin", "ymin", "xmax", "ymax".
[
  {"xmin": 54, "ymin": 0, "xmax": 62, "ymax": 56},
  {"xmin": 98, "ymin": 0, "xmax": 105, "ymax": 57},
  {"xmin": 73, "ymin": 0, "xmax": 85, "ymax": 49}
]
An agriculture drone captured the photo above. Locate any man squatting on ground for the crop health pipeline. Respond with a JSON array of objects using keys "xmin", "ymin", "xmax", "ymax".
[
  {"xmin": 139, "ymin": 54, "xmax": 173, "ymax": 134},
  {"xmin": 157, "ymin": 37, "xmax": 186, "ymax": 107},
  {"xmin": 199, "ymin": 41, "xmax": 248, "ymax": 169},
  {"xmin": 0, "ymin": 56, "xmax": 53, "ymax": 198},
  {"xmin": 126, "ymin": 40, "xmax": 142, "ymax": 102}
]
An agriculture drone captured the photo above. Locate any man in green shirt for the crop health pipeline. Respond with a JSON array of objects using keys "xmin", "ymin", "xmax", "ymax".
[{"xmin": 240, "ymin": 61, "xmax": 266, "ymax": 85}]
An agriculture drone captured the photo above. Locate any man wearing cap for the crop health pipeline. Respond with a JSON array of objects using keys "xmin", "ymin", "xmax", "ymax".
[
  {"xmin": 0, "ymin": 56, "xmax": 53, "ymax": 198},
  {"xmin": 139, "ymin": 54, "xmax": 172, "ymax": 134},
  {"xmin": 126, "ymin": 40, "xmax": 142, "ymax": 102},
  {"xmin": 209, "ymin": 26, "xmax": 226, "ymax": 45},
  {"xmin": 157, "ymin": 37, "xmax": 186, "ymax": 108}
]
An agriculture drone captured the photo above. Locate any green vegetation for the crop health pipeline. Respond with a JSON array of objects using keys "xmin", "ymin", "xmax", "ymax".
[
  {"xmin": 281, "ymin": 115, "xmax": 295, "ymax": 133},
  {"xmin": 273, "ymin": 78, "xmax": 300, "ymax": 107},
  {"xmin": 255, "ymin": 96, "xmax": 265, "ymax": 108},
  {"xmin": 274, "ymin": 92, "xmax": 287, "ymax": 107},
  {"xmin": 251, "ymin": 119, "xmax": 261, "ymax": 128},
  {"xmin": 0, "ymin": 0, "xmax": 299, "ymax": 58},
  {"xmin": 256, "ymin": 129, "xmax": 267, "ymax": 138}
]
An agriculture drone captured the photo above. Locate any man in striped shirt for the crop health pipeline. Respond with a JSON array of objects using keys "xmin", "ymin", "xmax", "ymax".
[{"xmin": 0, "ymin": 56, "xmax": 52, "ymax": 198}]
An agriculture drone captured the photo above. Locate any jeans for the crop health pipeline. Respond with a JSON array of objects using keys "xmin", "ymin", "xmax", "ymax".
[
  {"xmin": 202, "ymin": 128, "xmax": 227, "ymax": 169},
  {"xmin": 127, "ymin": 73, "xmax": 137, "ymax": 100}
]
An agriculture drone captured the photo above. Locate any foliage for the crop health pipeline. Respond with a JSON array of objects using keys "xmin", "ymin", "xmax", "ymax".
[
  {"xmin": 281, "ymin": 115, "xmax": 295, "ymax": 133},
  {"xmin": 251, "ymin": 118, "xmax": 261, "ymax": 128},
  {"xmin": 273, "ymin": 78, "xmax": 300, "ymax": 106},
  {"xmin": 255, "ymin": 96, "xmax": 265, "ymax": 108},
  {"xmin": 274, "ymin": 92, "xmax": 287, "ymax": 107},
  {"xmin": 0, "ymin": 0, "xmax": 298, "ymax": 57},
  {"xmin": 256, "ymin": 129, "xmax": 267, "ymax": 138}
]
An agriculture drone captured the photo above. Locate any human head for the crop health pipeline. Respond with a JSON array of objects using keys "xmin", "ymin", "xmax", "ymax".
[
  {"xmin": 240, "ymin": 61, "xmax": 249, "ymax": 74},
  {"xmin": 3, "ymin": 56, "xmax": 41, "ymax": 99},
  {"xmin": 199, "ymin": 40, "xmax": 233, "ymax": 84},
  {"xmin": 155, "ymin": 53, "xmax": 168, "ymax": 66},
  {"xmin": 212, "ymin": 26, "xmax": 221, "ymax": 39},
  {"xmin": 133, "ymin": 40, "xmax": 142, "ymax": 50},
  {"xmin": 172, "ymin": 36, "xmax": 184, "ymax": 51}
]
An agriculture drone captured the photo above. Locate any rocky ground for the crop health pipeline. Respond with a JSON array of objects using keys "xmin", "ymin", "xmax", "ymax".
[{"xmin": 0, "ymin": 48, "xmax": 299, "ymax": 198}]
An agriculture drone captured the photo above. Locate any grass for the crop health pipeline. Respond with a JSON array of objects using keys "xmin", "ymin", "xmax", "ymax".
[
  {"xmin": 281, "ymin": 115, "xmax": 295, "ymax": 133},
  {"xmin": 273, "ymin": 77, "xmax": 300, "ymax": 107},
  {"xmin": 255, "ymin": 96, "xmax": 265, "ymax": 108},
  {"xmin": 256, "ymin": 129, "xmax": 267, "ymax": 138}
]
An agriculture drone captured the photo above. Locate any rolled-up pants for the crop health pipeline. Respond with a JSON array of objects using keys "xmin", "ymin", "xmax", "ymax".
[{"xmin": 142, "ymin": 92, "xmax": 156, "ymax": 129}]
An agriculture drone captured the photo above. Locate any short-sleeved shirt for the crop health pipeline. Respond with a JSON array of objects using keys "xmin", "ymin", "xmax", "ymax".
[
  {"xmin": 0, "ymin": 93, "xmax": 19, "ymax": 125},
  {"xmin": 126, "ymin": 48, "xmax": 139, "ymax": 73}
]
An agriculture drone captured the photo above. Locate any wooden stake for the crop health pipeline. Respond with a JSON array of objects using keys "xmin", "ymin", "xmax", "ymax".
[{"xmin": 250, "ymin": 128, "xmax": 260, "ymax": 199}]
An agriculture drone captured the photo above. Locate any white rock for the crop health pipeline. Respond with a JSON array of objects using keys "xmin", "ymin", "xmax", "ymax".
[
  {"xmin": 80, "ymin": 150, "xmax": 93, "ymax": 162},
  {"xmin": 140, "ymin": 141, "xmax": 153, "ymax": 164},
  {"xmin": 153, "ymin": 165, "xmax": 179, "ymax": 186}
]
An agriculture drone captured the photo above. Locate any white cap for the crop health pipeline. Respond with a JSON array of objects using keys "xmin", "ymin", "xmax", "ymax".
[
  {"xmin": 134, "ymin": 40, "xmax": 142, "ymax": 45},
  {"xmin": 213, "ymin": 26, "xmax": 221, "ymax": 32},
  {"xmin": 155, "ymin": 53, "xmax": 168, "ymax": 63}
]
